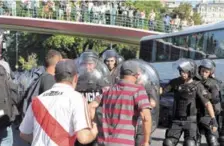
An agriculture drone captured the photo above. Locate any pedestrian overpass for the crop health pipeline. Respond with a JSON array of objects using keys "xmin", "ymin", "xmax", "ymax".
[{"xmin": 0, "ymin": 16, "xmax": 163, "ymax": 45}]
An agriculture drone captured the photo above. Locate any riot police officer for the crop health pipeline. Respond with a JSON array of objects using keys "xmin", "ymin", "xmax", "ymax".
[
  {"xmin": 162, "ymin": 59, "xmax": 218, "ymax": 146},
  {"xmin": 75, "ymin": 50, "xmax": 111, "ymax": 146},
  {"xmin": 196, "ymin": 59, "xmax": 221, "ymax": 146},
  {"xmin": 101, "ymin": 49, "xmax": 123, "ymax": 74}
]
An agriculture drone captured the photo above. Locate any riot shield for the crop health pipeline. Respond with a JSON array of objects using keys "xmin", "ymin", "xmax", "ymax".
[
  {"xmin": 76, "ymin": 56, "xmax": 111, "ymax": 102},
  {"xmin": 75, "ymin": 55, "xmax": 112, "ymax": 146},
  {"xmin": 111, "ymin": 59, "xmax": 160, "ymax": 133}
]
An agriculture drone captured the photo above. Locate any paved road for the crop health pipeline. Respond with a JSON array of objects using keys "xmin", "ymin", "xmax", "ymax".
[
  {"xmin": 13, "ymin": 125, "xmax": 208, "ymax": 146},
  {"xmin": 151, "ymin": 128, "xmax": 207, "ymax": 146}
]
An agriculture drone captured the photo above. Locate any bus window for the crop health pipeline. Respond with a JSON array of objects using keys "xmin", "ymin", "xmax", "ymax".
[
  {"xmin": 179, "ymin": 47, "xmax": 188, "ymax": 58},
  {"xmin": 140, "ymin": 40, "xmax": 153, "ymax": 62},
  {"xmin": 205, "ymin": 30, "xmax": 224, "ymax": 58},
  {"xmin": 189, "ymin": 33, "xmax": 204, "ymax": 52},
  {"xmin": 156, "ymin": 40, "xmax": 170, "ymax": 61},
  {"xmin": 140, "ymin": 28, "xmax": 224, "ymax": 62},
  {"xmin": 170, "ymin": 45, "xmax": 180, "ymax": 60},
  {"xmin": 172, "ymin": 35, "xmax": 188, "ymax": 47}
]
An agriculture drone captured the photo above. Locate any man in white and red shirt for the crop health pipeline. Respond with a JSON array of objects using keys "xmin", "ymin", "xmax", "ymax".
[{"xmin": 19, "ymin": 59, "xmax": 98, "ymax": 146}]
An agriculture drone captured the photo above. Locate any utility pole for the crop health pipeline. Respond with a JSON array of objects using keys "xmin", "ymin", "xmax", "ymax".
[
  {"xmin": 15, "ymin": 32, "xmax": 18, "ymax": 70},
  {"xmin": 0, "ymin": 29, "xmax": 4, "ymax": 59}
]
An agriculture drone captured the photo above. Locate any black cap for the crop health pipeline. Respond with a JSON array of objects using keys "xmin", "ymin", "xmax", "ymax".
[
  {"xmin": 120, "ymin": 61, "xmax": 138, "ymax": 75},
  {"xmin": 55, "ymin": 59, "xmax": 77, "ymax": 76}
]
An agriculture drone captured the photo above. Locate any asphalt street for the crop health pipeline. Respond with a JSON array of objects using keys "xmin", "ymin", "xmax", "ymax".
[
  {"xmin": 13, "ymin": 125, "xmax": 208, "ymax": 146},
  {"xmin": 151, "ymin": 128, "xmax": 207, "ymax": 146}
]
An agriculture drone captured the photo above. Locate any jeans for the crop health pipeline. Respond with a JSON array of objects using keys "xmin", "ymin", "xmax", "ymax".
[
  {"xmin": 12, "ymin": 124, "xmax": 30, "ymax": 146},
  {"xmin": 0, "ymin": 126, "xmax": 13, "ymax": 146}
]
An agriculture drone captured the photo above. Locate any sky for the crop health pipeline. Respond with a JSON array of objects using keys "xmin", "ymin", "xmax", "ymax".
[{"xmin": 162, "ymin": 0, "xmax": 220, "ymax": 7}]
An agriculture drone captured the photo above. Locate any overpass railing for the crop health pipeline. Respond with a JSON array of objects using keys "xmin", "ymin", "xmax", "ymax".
[{"xmin": 0, "ymin": 3, "xmax": 182, "ymax": 33}]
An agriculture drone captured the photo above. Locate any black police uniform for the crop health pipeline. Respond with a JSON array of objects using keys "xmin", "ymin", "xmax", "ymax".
[
  {"xmin": 75, "ymin": 52, "xmax": 111, "ymax": 146},
  {"xmin": 75, "ymin": 76, "xmax": 107, "ymax": 146},
  {"xmin": 196, "ymin": 77, "xmax": 220, "ymax": 146},
  {"xmin": 163, "ymin": 77, "xmax": 210, "ymax": 146}
]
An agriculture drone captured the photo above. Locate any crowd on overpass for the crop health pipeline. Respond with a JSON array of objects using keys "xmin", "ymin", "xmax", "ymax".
[{"xmin": 0, "ymin": 0, "xmax": 193, "ymax": 33}]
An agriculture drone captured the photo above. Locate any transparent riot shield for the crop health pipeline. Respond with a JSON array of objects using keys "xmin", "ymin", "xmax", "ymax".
[
  {"xmin": 111, "ymin": 59, "xmax": 160, "ymax": 133},
  {"xmin": 76, "ymin": 56, "xmax": 111, "ymax": 102}
]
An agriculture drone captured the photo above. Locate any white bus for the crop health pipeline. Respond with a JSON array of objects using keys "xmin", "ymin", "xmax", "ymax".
[
  {"xmin": 140, "ymin": 21, "xmax": 224, "ymax": 126},
  {"xmin": 140, "ymin": 21, "xmax": 224, "ymax": 82}
]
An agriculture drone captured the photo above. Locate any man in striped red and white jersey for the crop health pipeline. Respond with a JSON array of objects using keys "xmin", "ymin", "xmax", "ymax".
[
  {"xmin": 89, "ymin": 60, "xmax": 152, "ymax": 146},
  {"xmin": 19, "ymin": 59, "xmax": 98, "ymax": 146}
]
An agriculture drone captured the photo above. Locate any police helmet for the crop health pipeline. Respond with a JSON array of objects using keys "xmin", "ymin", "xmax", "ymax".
[
  {"xmin": 78, "ymin": 50, "xmax": 99, "ymax": 65},
  {"xmin": 101, "ymin": 49, "xmax": 122, "ymax": 65},
  {"xmin": 177, "ymin": 58, "xmax": 196, "ymax": 78},
  {"xmin": 102, "ymin": 49, "xmax": 118, "ymax": 60},
  {"xmin": 199, "ymin": 59, "xmax": 215, "ymax": 74},
  {"xmin": 76, "ymin": 57, "xmax": 111, "ymax": 92}
]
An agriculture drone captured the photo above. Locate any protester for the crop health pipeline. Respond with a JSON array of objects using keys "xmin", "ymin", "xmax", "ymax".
[
  {"xmin": 19, "ymin": 59, "xmax": 98, "ymax": 145},
  {"xmin": 89, "ymin": 60, "xmax": 152, "ymax": 146}
]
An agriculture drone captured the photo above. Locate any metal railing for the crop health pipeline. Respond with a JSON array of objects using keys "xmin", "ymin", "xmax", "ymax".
[{"xmin": 0, "ymin": 2, "xmax": 182, "ymax": 33}]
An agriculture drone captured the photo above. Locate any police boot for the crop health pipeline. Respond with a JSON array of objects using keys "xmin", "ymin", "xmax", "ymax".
[
  {"xmin": 183, "ymin": 139, "xmax": 196, "ymax": 146},
  {"xmin": 207, "ymin": 134, "xmax": 219, "ymax": 146}
]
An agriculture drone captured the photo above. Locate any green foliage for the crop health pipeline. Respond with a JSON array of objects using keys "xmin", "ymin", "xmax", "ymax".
[
  {"xmin": 43, "ymin": 34, "xmax": 139, "ymax": 59},
  {"xmin": 43, "ymin": 35, "xmax": 77, "ymax": 58},
  {"xmin": 43, "ymin": 35, "xmax": 109, "ymax": 58},
  {"xmin": 192, "ymin": 12, "xmax": 202, "ymax": 25},
  {"xmin": 173, "ymin": 3, "xmax": 202, "ymax": 25},
  {"xmin": 125, "ymin": 0, "xmax": 165, "ymax": 18},
  {"xmin": 44, "ymin": 35, "xmax": 75, "ymax": 48},
  {"xmin": 19, "ymin": 53, "xmax": 38, "ymax": 70},
  {"xmin": 6, "ymin": 32, "xmax": 51, "ymax": 70},
  {"xmin": 173, "ymin": 3, "xmax": 193, "ymax": 20}
]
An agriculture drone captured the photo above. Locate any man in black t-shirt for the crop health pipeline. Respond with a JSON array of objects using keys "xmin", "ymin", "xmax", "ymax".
[{"xmin": 38, "ymin": 50, "xmax": 62, "ymax": 94}]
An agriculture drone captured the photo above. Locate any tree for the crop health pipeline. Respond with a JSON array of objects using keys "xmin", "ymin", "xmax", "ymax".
[
  {"xmin": 43, "ymin": 35, "xmax": 139, "ymax": 59},
  {"xmin": 6, "ymin": 32, "xmax": 139, "ymax": 71},
  {"xmin": 173, "ymin": 3, "xmax": 193, "ymax": 20},
  {"xmin": 192, "ymin": 12, "xmax": 202, "ymax": 25},
  {"xmin": 43, "ymin": 35, "xmax": 110, "ymax": 58},
  {"xmin": 6, "ymin": 32, "xmax": 51, "ymax": 70},
  {"xmin": 43, "ymin": 35, "xmax": 79, "ymax": 58},
  {"xmin": 125, "ymin": 0, "xmax": 166, "ymax": 19},
  {"xmin": 19, "ymin": 53, "xmax": 38, "ymax": 70},
  {"xmin": 173, "ymin": 3, "xmax": 202, "ymax": 25}
]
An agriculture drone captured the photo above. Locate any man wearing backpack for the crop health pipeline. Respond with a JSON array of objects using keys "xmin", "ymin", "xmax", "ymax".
[{"xmin": 22, "ymin": 49, "xmax": 62, "ymax": 117}]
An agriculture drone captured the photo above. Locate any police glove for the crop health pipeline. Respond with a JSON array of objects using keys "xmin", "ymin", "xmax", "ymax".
[{"xmin": 210, "ymin": 118, "xmax": 218, "ymax": 132}]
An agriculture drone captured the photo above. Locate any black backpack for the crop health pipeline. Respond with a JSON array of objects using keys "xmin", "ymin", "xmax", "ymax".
[
  {"xmin": 22, "ymin": 74, "xmax": 43, "ymax": 117},
  {"xmin": 0, "ymin": 65, "xmax": 19, "ymax": 128}
]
